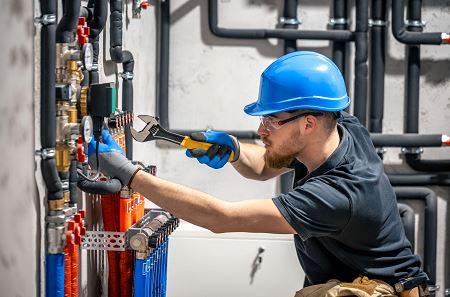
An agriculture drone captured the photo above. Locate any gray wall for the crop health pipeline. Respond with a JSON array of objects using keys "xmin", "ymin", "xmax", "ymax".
[{"xmin": 1, "ymin": 0, "xmax": 448, "ymax": 296}]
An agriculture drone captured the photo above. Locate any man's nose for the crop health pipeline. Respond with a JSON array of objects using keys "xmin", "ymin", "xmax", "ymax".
[{"xmin": 257, "ymin": 123, "xmax": 269, "ymax": 137}]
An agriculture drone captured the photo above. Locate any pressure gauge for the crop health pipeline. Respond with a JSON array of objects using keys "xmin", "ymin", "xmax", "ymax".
[
  {"xmin": 82, "ymin": 43, "xmax": 94, "ymax": 71},
  {"xmin": 81, "ymin": 116, "xmax": 93, "ymax": 143}
]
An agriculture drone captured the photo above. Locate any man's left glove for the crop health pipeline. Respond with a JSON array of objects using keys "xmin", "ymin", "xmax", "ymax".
[{"xmin": 88, "ymin": 129, "xmax": 140, "ymax": 186}]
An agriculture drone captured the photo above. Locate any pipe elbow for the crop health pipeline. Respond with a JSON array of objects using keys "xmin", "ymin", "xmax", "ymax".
[{"xmin": 110, "ymin": 46, "xmax": 123, "ymax": 62}]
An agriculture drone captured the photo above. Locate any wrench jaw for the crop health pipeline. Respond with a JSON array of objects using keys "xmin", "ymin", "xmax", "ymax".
[{"xmin": 130, "ymin": 115, "xmax": 160, "ymax": 142}]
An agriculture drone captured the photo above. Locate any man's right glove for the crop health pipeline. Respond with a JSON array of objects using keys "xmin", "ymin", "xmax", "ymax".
[{"xmin": 185, "ymin": 131, "xmax": 240, "ymax": 169}]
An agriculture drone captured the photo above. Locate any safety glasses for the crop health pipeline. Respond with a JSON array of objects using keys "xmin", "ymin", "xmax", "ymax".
[{"xmin": 260, "ymin": 111, "xmax": 324, "ymax": 131}]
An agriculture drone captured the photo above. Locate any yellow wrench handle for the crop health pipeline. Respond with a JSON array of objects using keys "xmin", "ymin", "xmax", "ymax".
[{"xmin": 180, "ymin": 137, "xmax": 235, "ymax": 162}]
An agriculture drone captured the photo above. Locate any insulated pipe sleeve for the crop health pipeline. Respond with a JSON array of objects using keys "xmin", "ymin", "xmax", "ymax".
[
  {"xmin": 208, "ymin": 0, "xmax": 354, "ymax": 42},
  {"xmin": 352, "ymin": 0, "xmax": 369, "ymax": 127},
  {"xmin": 109, "ymin": 0, "xmax": 125, "ymax": 62},
  {"xmin": 332, "ymin": 0, "xmax": 348, "ymax": 77},
  {"xmin": 397, "ymin": 203, "xmax": 416, "ymax": 249},
  {"xmin": 388, "ymin": 173, "xmax": 450, "ymax": 186},
  {"xmin": 368, "ymin": 0, "xmax": 387, "ymax": 133},
  {"xmin": 40, "ymin": 0, "xmax": 63, "ymax": 201},
  {"xmin": 394, "ymin": 187, "xmax": 437, "ymax": 284},
  {"xmin": 392, "ymin": 0, "xmax": 448, "ymax": 45},
  {"xmin": 46, "ymin": 254, "xmax": 65, "ymax": 297},
  {"xmin": 282, "ymin": 0, "xmax": 298, "ymax": 54},
  {"xmin": 134, "ymin": 258, "xmax": 146, "ymax": 297},
  {"xmin": 404, "ymin": 154, "xmax": 450, "ymax": 172},
  {"xmin": 157, "ymin": 0, "xmax": 171, "ymax": 129},
  {"xmin": 69, "ymin": 159, "xmax": 78, "ymax": 204},
  {"xmin": 56, "ymin": 0, "xmax": 81, "ymax": 43},
  {"xmin": 370, "ymin": 134, "xmax": 445, "ymax": 147},
  {"xmin": 88, "ymin": 0, "xmax": 108, "ymax": 65}
]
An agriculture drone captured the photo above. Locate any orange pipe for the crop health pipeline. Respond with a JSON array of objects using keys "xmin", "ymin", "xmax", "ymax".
[
  {"xmin": 70, "ymin": 247, "xmax": 78, "ymax": 297},
  {"xmin": 102, "ymin": 194, "xmax": 120, "ymax": 297},
  {"xmin": 64, "ymin": 246, "xmax": 72, "ymax": 297}
]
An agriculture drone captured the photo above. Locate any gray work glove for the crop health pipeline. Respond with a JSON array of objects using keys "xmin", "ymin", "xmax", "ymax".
[{"xmin": 88, "ymin": 129, "xmax": 140, "ymax": 186}]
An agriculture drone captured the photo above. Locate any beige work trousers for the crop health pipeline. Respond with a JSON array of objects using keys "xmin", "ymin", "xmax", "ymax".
[{"xmin": 294, "ymin": 276, "xmax": 397, "ymax": 297}]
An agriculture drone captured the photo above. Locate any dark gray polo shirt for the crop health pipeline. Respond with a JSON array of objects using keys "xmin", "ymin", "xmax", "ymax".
[{"xmin": 273, "ymin": 112, "xmax": 426, "ymax": 286}]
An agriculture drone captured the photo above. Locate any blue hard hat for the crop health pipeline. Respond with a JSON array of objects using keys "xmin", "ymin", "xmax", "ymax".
[{"xmin": 244, "ymin": 51, "xmax": 350, "ymax": 116}]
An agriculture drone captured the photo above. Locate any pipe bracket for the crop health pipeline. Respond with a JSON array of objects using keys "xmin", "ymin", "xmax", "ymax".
[
  {"xmin": 405, "ymin": 20, "xmax": 426, "ymax": 28},
  {"xmin": 34, "ymin": 14, "xmax": 57, "ymax": 26},
  {"xmin": 401, "ymin": 147, "xmax": 424, "ymax": 155},
  {"xmin": 36, "ymin": 148, "xmax": 56, "ymax": 159},
  {"xmin": 120, "ymin": 72, "xmax": 134, "ymax": 80},
  {"xmin": 328, "ymin": 18, "xmax": 350, "ymax": 26},
  {"xmin": 369, "ymin": 19, "xmax": 389, "ymax": 27},
  {"xmin": 279, "ymin": 17, "xmax": 302, "ymax": 26}
]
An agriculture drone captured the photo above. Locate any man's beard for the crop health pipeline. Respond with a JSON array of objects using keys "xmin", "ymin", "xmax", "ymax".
[{"xmin": 264, "ymin": 149, "xmax": 297, "ymax": 169}]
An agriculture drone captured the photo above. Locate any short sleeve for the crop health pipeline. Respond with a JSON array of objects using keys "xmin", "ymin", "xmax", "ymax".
[{"xmin": 272, "ymin": 178, "xmax": 351, "ymax": 240}]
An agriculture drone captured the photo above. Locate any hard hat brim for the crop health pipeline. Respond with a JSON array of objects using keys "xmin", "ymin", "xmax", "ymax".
[{"xmin": 244, "ymin": 96, "xmax": 351, "ymax": 116}]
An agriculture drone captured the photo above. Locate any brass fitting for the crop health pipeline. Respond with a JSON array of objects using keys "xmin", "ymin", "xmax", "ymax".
[
  {"xmin": 48, "ymin": 199, "xmax": 65, "ymax": 211},
  {"xmin": 79, "ymin": 86, "xmax": 89, "ymax": 117},
  {"xmin": 68, "ymin": 104, "xmax": 78, "ymax": 123},
  {"xmin": 63, "ymin": 191, "xmax": 70, "ymax": 204},
  {"xmin": 56, "ymin": 143, "xmax": 71, "ymax": 172}
]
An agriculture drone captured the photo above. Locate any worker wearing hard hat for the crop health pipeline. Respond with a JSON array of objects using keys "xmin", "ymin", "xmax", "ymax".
[{"xmin": 89, "ymin": 51, "xmax": 428, "ymax": 297}]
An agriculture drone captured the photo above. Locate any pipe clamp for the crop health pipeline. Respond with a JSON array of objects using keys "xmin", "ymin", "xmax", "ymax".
[
  {"xmin": 34, "ymin": 14, "xmax": 56, "ymax": 26},
  {"xmin": 401, "ymin": 147, "xmax": 423, "ymax": 155},
  {"xmin": 329, "ymin": 18, "xmax": 350, "ymax": 26},
  {"xmin": 279, "ymin": 17, "xmax": 302, "ymax": 26},
  {"xmin": 405, "ymin": 20, "xmax": 426, "ymax": 28},
  {"xmin": 369, "ymin": 19, "xmax": 389, "ymax": 27},
  {"xmin": 121, "ymin": 72, "xmax": 134, "ymax": 80},
  {"xmin": 36, "ymin": 148, "xmax": 56, "ymax": 159}
]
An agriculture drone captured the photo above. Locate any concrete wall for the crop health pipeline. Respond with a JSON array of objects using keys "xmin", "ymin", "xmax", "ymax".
[{"xmin": 1, "ymin": 0, "xmax": 448, "ymax": 296}]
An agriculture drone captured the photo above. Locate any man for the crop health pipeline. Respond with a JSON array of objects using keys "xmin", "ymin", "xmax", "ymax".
[{"xmin": 89, "ymin": 51, "xmax": 427, "ymax": 297}]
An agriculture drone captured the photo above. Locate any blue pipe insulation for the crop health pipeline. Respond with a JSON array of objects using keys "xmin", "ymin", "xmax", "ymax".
[
  {"xmin": 46, "ymin": 254, "xmax": 65, "ymax": 297},
  {"xmin": 134, "ymin": 258, "xmax": 146, "ymax": 297},
  {"xmin": 162, "ymin": 241, "xmax": 168, "ymax": 297},
  {"xmin": 145, "ymin": 255, "xmax": 152, "ymax": 297}
]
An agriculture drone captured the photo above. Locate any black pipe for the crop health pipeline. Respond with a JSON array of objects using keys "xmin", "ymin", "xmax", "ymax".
[
  {"xmin": 397, "ymin": 202, "xmax": 416, "ymax": 249},
  {"xmin": 109, "ymin": 0, "xmax": 134, "ymax": 160},
  {"xmin": 394, "ymin": 187, "xmax": 437, "ymax": 284},
  {"xmin": 391, "ymin": 0, "xmax": 446, "ymax": 45},
  {"xmin": 331, "ymin": 0, "xmax": 348, "ymax": 77},
  {"xmin": 40, "ymin": 0, "xmax": 63, "ymax": 201},
  {"xmin": 404, "ymin": 154, "xmax": 450, "ymax": 172},
  {"xmin": 388, "ymin": 174, "xmax": 450, "ymax": 186},
  {"xmin": 56, "ymin": 0, "xmax": 81, "ymax": 43},
  {"xmin": 370, "ymin": 134, "xmax": 445, "ymax": 147},
  {"xmin": 69, "ymin": 159, "xmax": 78, "ymax": 205},
  {"xmin": 352, "ymin": 0, "xmax": 369, "ymax": 127},
  {"xmin": 282, "ymin": 0, "xmax": 298, "ymax": 54},
  {"xmin": 368, "ymin": 0, "xmax": 387, "ymax": 133},
  {"xmin": 157, "ymin": 0, "xmax": 170, "ymax": 129},
  {"xmin": 208, "ymin": 0, "xmax": 354, "ymax": 42},
  {"xmin": 87, "ymin": 0, "xmax": 107, "ymax": 67}
]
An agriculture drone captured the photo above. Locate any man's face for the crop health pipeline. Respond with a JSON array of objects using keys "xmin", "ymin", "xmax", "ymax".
[{"xmin": 257, "ymin": 112, "xmax": 308, "ymax": 169}]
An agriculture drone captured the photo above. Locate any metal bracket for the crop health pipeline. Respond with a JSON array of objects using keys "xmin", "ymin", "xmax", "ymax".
[
  {"xmin": 279, "ymin": 17, "xmax": 302, "ymax": 26},
  {"xmin": 428, "ymin": 285, "xmax": 440, "ymax": 293},
  {"xmin": 81, "ymin": 231, "xmax": 127, "ymax": 251},
  {"xmin": 328, "ymin": 18, "xmax": 350, "ymax": 27},
  {"xmin": 400, "ymin": 147, "xmax": 423, "ymax": 155},
  {"xmin": 36, "ymin": 148, "xmax": 56, "ymax": 159},
  {"xmin": 120, "ymin": 72, "xmax": 134, "ymax": 80},
  {"xmin": 375, "ymin": 147, "xmax": 387, "ymax": 155},
  {"xmin": 369, "ymin": 19, "xmax": 389, "ymax": 27},
  {"xmin": 405, "ymin": 20, "xmax": 426, "ymax": 28},
  {"xmin": 34, "ymin": 14, "xmax": 56, "ymax": 26}
]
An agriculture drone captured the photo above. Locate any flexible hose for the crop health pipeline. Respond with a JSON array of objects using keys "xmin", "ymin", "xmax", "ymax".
[
  {"xmin": 134, "ymin": 258, "xmax": 146, "ymax": 297},
  {"xmin": 46, "ymin": 254, "xmax": 65, "ymax": 297},
  {"xmin": 64, "ymin": 247, "xmax": 71, "ymax": 297}
]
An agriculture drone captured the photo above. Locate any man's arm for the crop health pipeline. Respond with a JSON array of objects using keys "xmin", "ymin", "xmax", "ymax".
[
  {"xmin": 131, "ymin": 170, "xmax": 296, "ymax": 234},
  {"xmin": 232, "ymin": 142, "xmax": 291, "ymax": 181}
]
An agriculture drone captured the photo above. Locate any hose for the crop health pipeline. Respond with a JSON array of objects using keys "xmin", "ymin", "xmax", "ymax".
[{"xmin": 46, "ymin": 254, "xmax": 65, "ymax": 297}]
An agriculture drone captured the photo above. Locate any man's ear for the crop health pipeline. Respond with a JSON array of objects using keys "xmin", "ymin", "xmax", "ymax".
[{"xmin": 304, "ymin": 116, "xmax": 317, "ymax": 133}]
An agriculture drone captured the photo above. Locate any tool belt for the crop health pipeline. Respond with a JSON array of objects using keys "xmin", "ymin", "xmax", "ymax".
[{"xmin": 394, "ymin": 276, "xmax": 430, "ymax": 297}]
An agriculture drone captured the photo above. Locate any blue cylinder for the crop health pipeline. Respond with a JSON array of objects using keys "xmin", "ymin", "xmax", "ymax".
[
  {"xmin": 46, "ymin": 254, "xmax": 65, "ymax": 297},
  {"xmin": 145, "ymin": 256, "xmax": 151, "ymax": 297},
  {"xmin": 134, "ymin": 258, "xmax": 146, "ymax": 297}
]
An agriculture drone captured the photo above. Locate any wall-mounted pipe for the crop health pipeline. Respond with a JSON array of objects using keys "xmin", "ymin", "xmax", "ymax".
[
  {"xmin": 397, "ymin": 202, "xmax": 415, "ymax": 249},
  {"xmin": 69, "ymin": 159, "xmax": 78, "ymax": 205},
  {"xmin": 389, "ymin": 174, "xmax": 450, "ymax": 186},
  {"xmin": 352, "ymin": 0, "xmax": 369, "ymax": 127},
  {"xmin": 331, "ymin": 0, "xmax": 349, "ymax": 78},
  {"xmin": 87, "ymin": 0, "xmax": 108, "ymax": 84},
  {"xmin": 109, "ymin": 0, "xmax": 134, "ymax": 160},
  {"xmin": 394, "ymin": 187, "xmax": 437, "ymax": 284},
  {"xmin": 368, "ymin": 0, "xmax": 387, "ymax": 133},
  {"xmin": 370, "ymin": 134, "xmax": 450, "ymax": 147},
  {"xmin": 392, "ymin": 0, "xmax": 450, "ymax": 45},
  {"xmin": 208, "ymin": 0, "xmax": 354, "ymax": 41},
  {"xmin": 56, "ymin": 0, "xmax": 81, "ymax": 43},
  {"xmin": 281, "ymin": 0, "xmax": 299, "ymax": 54}
]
